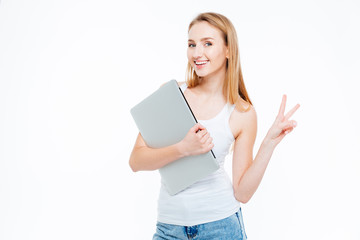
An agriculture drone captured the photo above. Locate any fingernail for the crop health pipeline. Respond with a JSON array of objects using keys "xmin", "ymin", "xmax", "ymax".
[{"xmin": 293, "ymin": 122, "xmax": 297, "ymax": 127}]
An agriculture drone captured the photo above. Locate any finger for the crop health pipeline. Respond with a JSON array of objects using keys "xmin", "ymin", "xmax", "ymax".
[
  {"xmin": 204, "ymin": 137, "xmax": 214, "ymax": 150},
  {"xmin": 284, "ymin": 104, "xmax": 300, "ymax": 121},
  {"xmin": 197, "ymin": 123, "xmax": 206, "ymax": 129},
  {"xmin": 199, "ymin": 132, "xmax": 209, "ymax": 142},
  {"xmin": 205, "ymin": 142, "xmax": 214, "ymax": 153},
  {"xmin": 277, "ymin": 95, "xmax": 287, "ymax": 117},
  {"xmin": 197, "ymin": 129, "xmax": 208, "ymax": 139},
  {"xmin": 204, "ymin": 136, "xmax": 213, "ymax": 145},
  {"xmin": 192, "ymin": 123, "xmax": 199, "ymax": 131},
  {"xmin": 193, "ymin": 123, "xmax": 206, "ymax": 133},
  {"xmin": 284, "ymin": 127, "xmax": 294, "ymax": 135},
  {"xmin": 279, "ymin": 120, "xmax": 297, "ymax": 131}
]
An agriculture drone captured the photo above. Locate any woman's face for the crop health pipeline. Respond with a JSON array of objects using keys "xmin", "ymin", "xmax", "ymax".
[{"xmin": 187, "ymin": 21, "xmax": 228, "ymax": 80}]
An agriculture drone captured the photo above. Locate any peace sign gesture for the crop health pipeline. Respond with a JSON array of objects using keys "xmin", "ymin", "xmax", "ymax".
[{"xmin": 265, "ymin": 95, "xmax": 300, "ymax": 147}]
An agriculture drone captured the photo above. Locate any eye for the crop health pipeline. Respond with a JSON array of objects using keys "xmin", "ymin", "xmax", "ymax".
[
  {"xmin": 205, "ymin": 42, "xmax": 212, "ymax": 46},
  {"xmin": 188, "ymin": 43, "xmax": 195, "ymax": 48}
]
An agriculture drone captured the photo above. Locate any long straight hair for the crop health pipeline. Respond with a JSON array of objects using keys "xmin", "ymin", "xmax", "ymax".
[{"xmin": 186, "ymin": 12, "xmax": 252, "ymax": 110}]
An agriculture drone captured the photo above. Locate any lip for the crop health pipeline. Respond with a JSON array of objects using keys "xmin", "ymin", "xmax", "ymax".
[{"xmin": 194, "ymin": 60, "xmax": 209, "ymax": 69}]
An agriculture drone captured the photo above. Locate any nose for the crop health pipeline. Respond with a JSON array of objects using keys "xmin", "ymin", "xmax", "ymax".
[{"xmin": 193, "ymin": 45, "xmax": 204, "ymax": 58}]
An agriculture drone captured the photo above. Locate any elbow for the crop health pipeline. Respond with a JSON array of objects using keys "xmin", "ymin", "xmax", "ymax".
[
  {"xmin": 129, "ymin": 156, "xmax": 140, "ymax": 172},
  {"xmin": 234, "ymin": 190, "xmax": 251, "ymax": 204},
  {"xmin": 237, "ymin": 197, "xmax": 250, "ymax": 204},
  {"xmin": 129, "ymin": 161, "xmax": 137, "ymax": 172},
  {"xmin": 129, "ymin": 163, "xmax": 138, "ymax": 172},
  {"xmin": 235, "ymin": 195, "xmax": 250, "ymax": 204}
]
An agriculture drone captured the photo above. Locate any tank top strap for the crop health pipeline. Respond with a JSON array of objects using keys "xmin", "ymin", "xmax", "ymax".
[
  {"xmin": 180, "ymin": 82, "xmax": 188, "ymax": 92},
  {"xmin": 225, "ymin": 103, "xmax": 236, "ymax": 120}
]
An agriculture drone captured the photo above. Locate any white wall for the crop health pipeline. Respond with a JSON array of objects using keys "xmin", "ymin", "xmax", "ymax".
[{"xmin": 1, "ymin": 0, "xmax": 359, "ymax": 239}]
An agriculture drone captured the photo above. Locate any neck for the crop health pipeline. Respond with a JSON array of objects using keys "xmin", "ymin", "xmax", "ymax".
[{"xmin": 197, "ymin": 69, "xmax": 226, "ymax": 97}]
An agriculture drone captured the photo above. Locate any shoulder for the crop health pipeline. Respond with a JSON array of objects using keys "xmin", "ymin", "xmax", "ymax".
[
  {"xmin": 233, "ymin": 97, "xmax": 256, "ymax": 119},
  {"xmin": 230, "ymin": 98, "xmax": 257, "ymax": 139}
]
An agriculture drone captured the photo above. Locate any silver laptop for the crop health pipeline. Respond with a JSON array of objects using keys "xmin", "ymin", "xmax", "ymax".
[{"xmin": 130, "ymin": 79, "xmax": 219, "ymax": 195}]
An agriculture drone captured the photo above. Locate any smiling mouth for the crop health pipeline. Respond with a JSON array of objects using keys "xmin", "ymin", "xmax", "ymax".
[{"xmin": 194, "ymin": 60, "xmax": 209, "ymax": 66}]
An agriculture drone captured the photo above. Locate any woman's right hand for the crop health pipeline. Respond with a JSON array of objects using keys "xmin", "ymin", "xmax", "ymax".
[{"xmin": 178, "ymin": 123, "xmax": 214, "ymax": 157}]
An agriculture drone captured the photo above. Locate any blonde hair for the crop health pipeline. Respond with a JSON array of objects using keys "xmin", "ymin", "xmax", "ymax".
[{"xmin": 185, "ymin": 12, "xmax": 252, "ymax": 110}]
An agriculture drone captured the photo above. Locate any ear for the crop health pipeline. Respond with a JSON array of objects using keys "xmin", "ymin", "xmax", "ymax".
[{"xmin": 226, "ymin": 46, "xmax": 229, "ymax": 59}]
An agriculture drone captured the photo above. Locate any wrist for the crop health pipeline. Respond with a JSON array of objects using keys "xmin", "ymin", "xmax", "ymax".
[
  {"xmin": 261, "ymin": 136, "xmax": 277, "ymax": 151},
  {"xmin": 175, "ymin": 141, "xmax": 188, "ymax": 158}
]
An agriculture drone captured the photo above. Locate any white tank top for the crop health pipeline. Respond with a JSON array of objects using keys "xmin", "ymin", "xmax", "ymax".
[{"xmin": 157, "ymin": 83, "xmax": 240, "ymax": 226}]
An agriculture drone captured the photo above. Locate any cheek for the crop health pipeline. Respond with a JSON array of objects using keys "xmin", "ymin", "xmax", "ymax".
[
  {"xmin": 187, "ymin": 50, "xmax": 193, "ymax": 62},
  {"xmin": 208, "ymin": 50, "xmax": 224, "ymax": 64}
]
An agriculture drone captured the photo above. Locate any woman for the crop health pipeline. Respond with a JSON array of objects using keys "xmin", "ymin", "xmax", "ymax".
[{"xmin": 129, "ymin": 12, "xmax": 300, "ymax": 239}]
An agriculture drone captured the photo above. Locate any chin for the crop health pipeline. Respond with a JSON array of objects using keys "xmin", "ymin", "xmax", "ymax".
[{"xmin": 194, "ymin": 71, "xmax": 208, "ymax": 78}]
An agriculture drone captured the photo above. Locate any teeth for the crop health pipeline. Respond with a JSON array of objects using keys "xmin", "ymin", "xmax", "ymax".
[{"xmin": 195, "ymin": 61, "xmax": 208, "ymax": 65}]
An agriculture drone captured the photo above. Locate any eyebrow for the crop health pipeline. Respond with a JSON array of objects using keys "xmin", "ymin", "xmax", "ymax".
[{"xmin": 188, "ymin": 37, "xmax": 215, "ymax": 42}]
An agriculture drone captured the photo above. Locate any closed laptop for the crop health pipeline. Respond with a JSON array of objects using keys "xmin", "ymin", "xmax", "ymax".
[{"xmin": 130, "ymin": 79, "xmax": 219, "ymax": 195}]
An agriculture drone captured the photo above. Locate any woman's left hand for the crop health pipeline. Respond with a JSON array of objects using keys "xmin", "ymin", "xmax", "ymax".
[{"xmin": 265, "ymin": 95, "xmax": 300, "ymax": 147}]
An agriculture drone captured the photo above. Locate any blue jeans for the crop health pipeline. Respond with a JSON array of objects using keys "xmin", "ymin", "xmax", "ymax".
[{"xmin": 153, "ymin": 208, "xmax": 247, "ymax": 240}]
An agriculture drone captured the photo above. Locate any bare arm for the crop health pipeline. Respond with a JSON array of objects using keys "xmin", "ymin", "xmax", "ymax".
[
  {"xmin": 129, "ymin": 123, "xmax": 214, "ymax": 172},
  {"xmin": 129, "ymin": 133, "xmax": 185, "ymax": 172},
  {"xmin": 232, "ymin": 95, "xmax": 300, "ymax": 203}
]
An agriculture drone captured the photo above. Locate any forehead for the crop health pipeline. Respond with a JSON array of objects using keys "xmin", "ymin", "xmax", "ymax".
[{"xmin": 188, "ymin": 21, "xmax": 224, "ymax": 41}]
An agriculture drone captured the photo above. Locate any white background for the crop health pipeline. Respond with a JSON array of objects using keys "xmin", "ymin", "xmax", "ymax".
[{"xmin": 1, "ymin": 0, "xmax": 360, "ymax": 239}]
